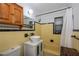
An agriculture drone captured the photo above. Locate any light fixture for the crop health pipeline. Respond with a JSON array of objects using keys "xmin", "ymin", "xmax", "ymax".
[{"xmin": 28, "ymin": 9, "xmax": 33, "ymax": 16}]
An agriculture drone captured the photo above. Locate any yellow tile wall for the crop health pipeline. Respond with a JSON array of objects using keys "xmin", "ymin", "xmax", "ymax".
[
  {"xmin": 40, "ymin": 24, "xmax": 61, "ymax": 55},
  {"xmin": 0, "ymin": 22, "xmax": 79, "ymax": 56},
  {"xmin": 0, "ymin": 31, "xmax": 35, "ymax": 54},
  {"xmin": 72, "ymin": 32, "xmax": 79, "ymax": 52},
  {"xmin": 0, "ymin": 23, "xmax": 40, "ymax": 55}
]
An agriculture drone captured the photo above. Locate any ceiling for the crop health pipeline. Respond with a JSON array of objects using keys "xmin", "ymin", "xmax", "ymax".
[{"xmin": 18, "ymin": 3, "xmax": 71, "ymax": 16}]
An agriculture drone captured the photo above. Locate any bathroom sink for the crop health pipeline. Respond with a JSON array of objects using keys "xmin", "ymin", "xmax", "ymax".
[{"xmin": 30, "ymin": 36, "xmax": 40, "ymax": 43}]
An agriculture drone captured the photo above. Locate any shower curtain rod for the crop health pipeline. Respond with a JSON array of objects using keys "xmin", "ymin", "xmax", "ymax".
[{"xmin": 36, "ymin": 7, "xmax": 71, "ymax": 17}]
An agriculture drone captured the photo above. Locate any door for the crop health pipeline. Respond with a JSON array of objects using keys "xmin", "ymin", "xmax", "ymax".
[
  {"xmin": 14, "ymin": 4, "xmax": 23, "ymax": 25},
  {"xmin": 0, "ymin": 3, "xmax": 11, "ymax": 23}
]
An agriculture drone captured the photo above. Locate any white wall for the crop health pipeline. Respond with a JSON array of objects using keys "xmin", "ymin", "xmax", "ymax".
[
  {"xmin": 36, "ymin": 3, "xmax": 79, "ymax": 30},
  {"xmin": 18, "ymin": 3, "xmax": 71, "ymax": 16},
  {"xmin": 18, "ymin": 3, "xmax": 71, "ymax": 23},
  {"xmin": 39, "ymin": 10, "xmax": 65, "ymax": 23},
  {"xmin": 18, "ymin": 3, "xmax": 79, "ymax": 29},
  {"xmin": 35, "ymin": 4, "xmax": 71, "ymax": 23}
]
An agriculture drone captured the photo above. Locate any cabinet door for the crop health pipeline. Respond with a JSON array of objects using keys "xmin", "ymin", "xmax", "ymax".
[
  {"xmin": 9, "ymin": 4, "xmax": 15, "ymax": 24},
  {"xmin": 14, "ymin": 4, "xmax": 23, "ymax": 25},
  {"xmin": 0, "ymin": 3, "xmax": 11, "ymax": 23}
]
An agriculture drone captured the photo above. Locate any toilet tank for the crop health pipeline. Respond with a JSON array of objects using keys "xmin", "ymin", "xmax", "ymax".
[{"xmin": 0, "ymin": 46, "xmax": 21, "ymax": 56}]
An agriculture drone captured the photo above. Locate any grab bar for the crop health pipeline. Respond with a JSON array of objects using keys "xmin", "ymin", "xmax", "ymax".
[{"xmin": 71, "ymin": 35, "xmax": 79, "ymax": 40}]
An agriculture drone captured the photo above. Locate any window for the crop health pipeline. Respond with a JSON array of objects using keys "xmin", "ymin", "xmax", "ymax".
[{"xmin": 53, "ymin": 17, "xmax": 63, "ymax": 34}]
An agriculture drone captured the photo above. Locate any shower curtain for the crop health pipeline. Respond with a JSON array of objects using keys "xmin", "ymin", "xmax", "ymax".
[{"xmin": 61, "ymin": 8, "xmax": 73, "ymax": 48}]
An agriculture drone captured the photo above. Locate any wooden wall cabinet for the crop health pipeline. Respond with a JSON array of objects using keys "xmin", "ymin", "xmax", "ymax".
[
  {"xmin": 10, "ymin": 4, "xmax": 23, "ymax": 26},
  {"xmin": 0, "ymin": 3, "xmax": 23, "ymax": 26},
  {"xmin": 0, "ymin": 4, "xmax": 11, "ymax": 24}
]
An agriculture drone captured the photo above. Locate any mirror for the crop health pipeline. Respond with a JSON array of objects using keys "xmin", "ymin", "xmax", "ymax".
[{"xmin": 22, "ymin": 16, "xmax": 35, "ymax": 31}]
